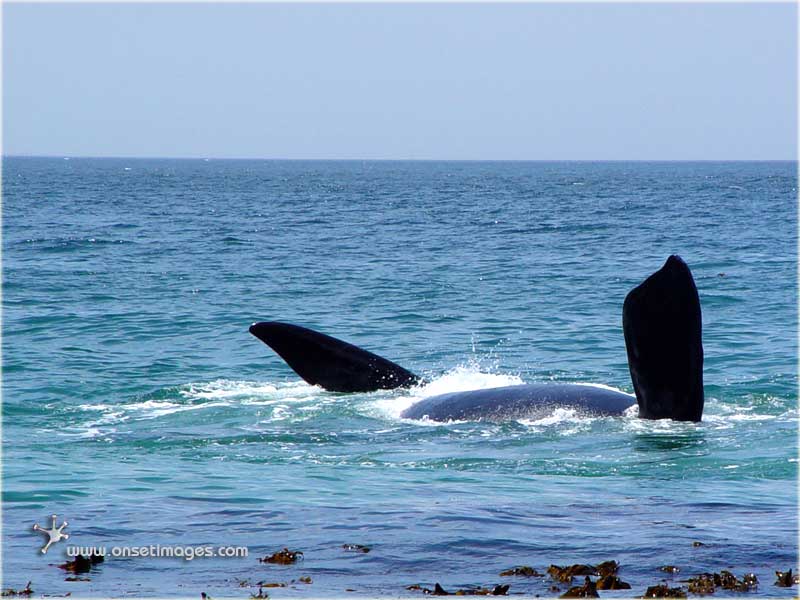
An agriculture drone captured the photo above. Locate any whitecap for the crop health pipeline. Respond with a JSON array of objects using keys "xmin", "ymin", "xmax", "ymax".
[
  {"xmin": 519, "ymin": 406, "xmax": 583, "ymax": 427},
  {"xmin": 370, "ymin": 365, "xmax": 524, "ymax": 421}
]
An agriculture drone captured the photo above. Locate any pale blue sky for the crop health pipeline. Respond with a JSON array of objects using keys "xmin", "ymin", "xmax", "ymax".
[{"xmin": 3, "ymin": 2, "xmax": 797, "ymax": 160}]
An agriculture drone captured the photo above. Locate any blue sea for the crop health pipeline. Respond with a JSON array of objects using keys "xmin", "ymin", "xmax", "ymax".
[{"xmin": 2, "ymin": 157, "xmax": 798, "ymax": 598}]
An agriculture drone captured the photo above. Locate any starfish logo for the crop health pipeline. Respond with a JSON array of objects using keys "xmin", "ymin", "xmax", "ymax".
[{"xmin": 33, "ymin": 514, "xmax": 69, "ymax": 553}]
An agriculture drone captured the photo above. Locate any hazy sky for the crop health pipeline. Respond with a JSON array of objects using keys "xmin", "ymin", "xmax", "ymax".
[{"xmin": 3, "ymin": 2, "xmax": 797, "ymax": 160}]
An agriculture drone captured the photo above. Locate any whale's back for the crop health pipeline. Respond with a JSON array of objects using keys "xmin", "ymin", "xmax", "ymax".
[{"xmin": 400, "ymin": 383, "xmax": 636, "ymax": 422}]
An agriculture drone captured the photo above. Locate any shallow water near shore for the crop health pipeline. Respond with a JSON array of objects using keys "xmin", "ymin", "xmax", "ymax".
[{"xmin": 2, "ymin": 158, "xmax": 797, "ymax": 597}]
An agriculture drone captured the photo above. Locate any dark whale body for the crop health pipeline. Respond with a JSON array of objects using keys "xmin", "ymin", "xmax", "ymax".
[
  {"xmin": 399, "ymin": 384, "xmax": 635, "ymax": 421},
  {"xmin": 250, "ymin": 255, "xmax": 704, "ymax": 422}
]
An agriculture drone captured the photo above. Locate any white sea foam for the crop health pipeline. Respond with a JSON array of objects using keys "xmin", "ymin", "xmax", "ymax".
[
  {"xmin": 180, "ymin": 379, "xmax": 280, "ymax": 400},
  {"xmin": 131, "ymin": 400, "xmax": 233, "ymax": 419},
  {"xmin": 68, "ymin": 374, "xmax": 787, "ymax": 439},
  {"xmin": 370, "ymin": 365, "xmax": 524, "ymax": 421},
  {"xmin": 177, "ymin": 379, "xmax": 323, "ymax": 409},
  {"xmin": 80, "ymin": 399, "xmax": 236, "ymax": 426},
  {"xmin": 51, "ymin": 425, "xmax": 112, "ymax": 439},
  {"xmin": 616, "ymin": 395, "xmax": 787, "ymax": 435},
  {"xmin": 725, "ymin": 413, "xmax": 776, "ymax": 422},
  {"xmin": 417, "ymin": 366, "xmax": 524, "ymax": 397},
  {"xmin": 70, "ymin": 379, "xmax": 335, "ymax": 437},
  {"xmin": 623, "ymin": 404, "xmax": 640, "ymax": 418},
  {"xmin": 568, "ymin": 382, "xmax": 635, "ymax": 397},
  {"xmin": 518, "ymin": 406, "xmax": 583, "ymax": 427},
  {"xmin": 622, "ymin": 415, "xmax": 700, "ymax": 434},
  {"xmin": 78, "ymin": 403, "xmax": 113, "ymax": 411}
]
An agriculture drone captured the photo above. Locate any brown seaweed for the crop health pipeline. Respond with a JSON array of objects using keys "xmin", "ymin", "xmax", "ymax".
[
  {"xmin": 595, "ymin": 561, "xmax": 619, "ymax": 577},
  {"xmin": 58, "ymin": 553, "xmax": 104, "ymax": 574},
  {"xmin": 716, "ymin": 570, "xmax": 755, "ymax": 591},
  {"xmin": 659, "ymin": 566, "xmax": 680, "ymax": 574},
  {"xmin": 58, "ymin": 556, "xmax": 89, "ymax": 574},
  {"xmin": 490, "ymin": 585, "xmax": 509, "ymax": 596},
  {"xmin": 407, "ymin": 583, "xmax": 509, "ymax": 596},
  {"xmin": 1, "ymin": 582, "xmax": 33, "ymax": 597},
  {"xmin": 405, "ymin": 584, "xmax": 448, "ymax": 595},
  {"xmin": 499, "ymin": 566, "xmax": 543, "ymax": 577},
  {"xmin": 775, "ymin": 569, "xmax": 798, "ymax": 587},
  {"xmin": 596, "ymin": 575, "xmax": 631, "ymax": 590},
  {"xmin": 742, "ymin": 573, "xmax": 759, "ymax": 587},
  {"xmin": 548, "ymin": 561, "xmax": 617, "ymax": 583},
  {"xmin": 258, "ymin": 548, "xmax": 303, "ymax": 565},
  {"xmin": 559, "ymin": 576, "xmax": 598, "ymax": 598},
  {"xmin": 548, "ymin": 565, "xmax": 596, "ymax": 583},
  {"xmin": 641, "ymin": 584, "xmax": 687, "ymax": 598},
  {"xmin": 685, "ymin": 574, "xmax": 715, "ymax": 595},
  {"xmin": 432, "ymin": 583, "xmax": 450, "ymax": 595},
  {"xmin": 686, "ymin": 570, "xmax": 758, "ymax": 593},
  {"xmin": 454, "ymin": 585, "xmax": 509, "ymax": 596}
]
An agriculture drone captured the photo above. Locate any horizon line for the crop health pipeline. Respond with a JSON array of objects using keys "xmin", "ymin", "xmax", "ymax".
[{"xmin": 4, "ymin": 154, "xmax": 798, "ymax": 163}]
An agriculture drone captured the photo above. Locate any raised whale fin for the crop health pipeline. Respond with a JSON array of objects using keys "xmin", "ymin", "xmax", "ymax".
[
  {"xmin": 623, "ymin": 255, "xmax": 704, "ymax": 421},
  {"xmin": 249, "ymin": 321, "xmax": 422, "ymax": 393}
]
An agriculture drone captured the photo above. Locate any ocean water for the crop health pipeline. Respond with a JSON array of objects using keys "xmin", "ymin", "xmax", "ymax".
[{"xmin": 2, "ymin": 157, "xmax": 797, "ymax": 598}]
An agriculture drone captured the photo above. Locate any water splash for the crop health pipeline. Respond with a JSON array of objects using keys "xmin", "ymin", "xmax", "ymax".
[{"xmin": 369, "ymin": 365, "xmax": 524, "ymax": 421}]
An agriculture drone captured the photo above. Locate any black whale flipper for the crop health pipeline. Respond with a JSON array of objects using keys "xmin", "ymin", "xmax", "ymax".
[
  {"xmin": 623, "ymin": 255, "xmax": 704, "ymax": 421},
  {"xmin": 249, "ymin": 321, "xmax": 422, "ymax": 392}
]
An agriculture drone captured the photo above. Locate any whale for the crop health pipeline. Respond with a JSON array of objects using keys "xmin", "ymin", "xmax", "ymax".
[{"xmin": 249, "ymin": 255, "xmax": 704, "ymax": 422}]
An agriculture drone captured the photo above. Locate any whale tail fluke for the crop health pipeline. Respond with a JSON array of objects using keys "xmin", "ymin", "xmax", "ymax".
[
  {"xmin": 249, "ymin": 321, "xmax": 422, "ymax": 393},
  {"xmin": 623, "ymin": 255, "xmax": 704, "ymax": 421}
]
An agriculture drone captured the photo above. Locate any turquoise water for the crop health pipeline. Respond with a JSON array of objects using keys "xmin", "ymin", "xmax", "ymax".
[{"xmin": 2, "ymin": 157, "xmax": 797, "ymax": 597}]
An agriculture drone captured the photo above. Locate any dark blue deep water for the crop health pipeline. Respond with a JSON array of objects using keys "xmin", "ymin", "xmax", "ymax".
[{"xmin": 2, "ymin": 158, "xmax": 798, "ymax": 597}]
